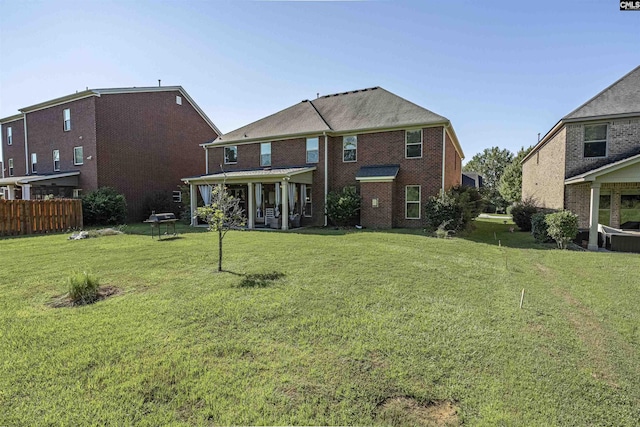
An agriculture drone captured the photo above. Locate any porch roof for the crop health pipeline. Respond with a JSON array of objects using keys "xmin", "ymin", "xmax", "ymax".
[
  {"xmin": 355, "ymin": 165, "xmax": 400, "ymax": 182},
  {"xmin": 182, "ymin": 166, "xmax": 316, "ymax": 185},
  {"xmin": 0, "ymin": 171, "xmax": 80, "ymax": 187},
  {"xmin": 565, "ymin": 153, "xmax": 640, "ymax": 185}
]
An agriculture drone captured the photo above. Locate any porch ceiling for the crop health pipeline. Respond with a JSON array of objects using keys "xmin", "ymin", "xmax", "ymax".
[{"xmin": 183, "ymin": 166, "xmax": 316, "ymax": 185}]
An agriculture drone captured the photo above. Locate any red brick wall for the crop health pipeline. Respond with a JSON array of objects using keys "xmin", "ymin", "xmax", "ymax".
[
  {"xmin": 1, "ymin": 118, "xmax": 26, "ymax": 177},
  {"xmin": 444, "ymin": 131, "xmax": 462, "ymax": 189},
  {"xmin": 360, "ymin": 181, "xmax": 393, "ymax": 228},
  {"xmin": 24, "ymin": 96, "xmax": 99, "ymax": 193},
  {"xmin": 95, "ymin": 91, "xmax": 218, "ymax": 220}
]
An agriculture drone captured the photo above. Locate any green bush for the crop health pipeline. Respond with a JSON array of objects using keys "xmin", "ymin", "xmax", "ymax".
[
  {"xmin": 545, "ymin": 210, "xmax": 579, "ymax": 249},
  {"xmin": 67, "ymin": 271, "xmax": 100, "ymax": 305},
  {"xmin": 82, "ymin": 187, "xmax": 127, "ymax": 226},
  {"xmin": 140, "ymin": 190, "xmax": 179, "ymax": 221},
  {"xmin": 326, "ymin": 187, "xmax": 361, "ymax": 226},
  {"xmin": 424, "ymin": 185, "xmax": 484, "ymax": 233},
  {"xmin": 511, "ymin": 198, "xmax": 538, "ymax": 231},
  {"xmin": 531, "ymin": 212, "xmax": 551, "ymax": 243}
]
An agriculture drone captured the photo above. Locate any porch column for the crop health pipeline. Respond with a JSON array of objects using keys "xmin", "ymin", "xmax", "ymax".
[
  {"xmin": 247, "ymin": 183, "xmax": 255, "ymax": 229},
  {"xmin": 7, "ymin": 185, "xmax": 15, "ymax": 200},
  {"xmin": 22, "ymin": 184, "xmax": 31, "ymax": 200},
  {"xmin": 588, "ymin": 182, "xmax": 601, "ymax": 251},
  {"xmin": 281, "ymin": 180, "xmax": 289, "ymax": 230},
  {"xmin": 190, "ymin": 183, "xmax": 198, "ymax": 226}
]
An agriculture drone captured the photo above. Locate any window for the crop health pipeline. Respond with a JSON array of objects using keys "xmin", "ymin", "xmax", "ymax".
[
  {"xmin": 599, "ymin": 194, "xmax": 611, "ymax": 227},
  {"xmin": 260, "ymin": 142, "xmax": 271, "ymax": 167},
  {"xmin": 31, "ymin": 153, "xmax": 37, "ymax": 173},
  {"xmin": 176, "ymin": 96, "xmax": 182, "ymax": 105},
  {"xmin": 306, "ymin": 137, "xmax": 319, "ymax": 163},
  {"xmin": 304, "ymin": 185, "xmax": 312, "ymax": 217},
  {"xmin": 343, "ymin": 135, "xmax": 357, "ymax": 162},
  {"xmin": 53, "ymin": 150, "xmax": 60, "ymax": 171},
  {"xmin": 63, "ymin": 109, "xmax": 71, "ymax": 131},
  {"xmin": 224, "ymin": 146, "xmax": 237, "ymax": 164},
  {"xmin": 6, "ymin": 127, "xmax": 12, "ymax": 145},
  {"xmin": 8, "ymin": 158, "xmax": 13, "ymax": 177},
  {"xmin": 621, "ymin": 193, "xmax": 640, "ymax": 225},
  {"xmin": 173, "ymin": 191, "xmax": 182, "ymax": 203},
  {"xmin": 405, "ymin": 185, "xmax": 421, "ymax": 219},
  {"xmin": 584, "ymin": 124, "xmax": 607, "ymax": 158},
  {"xmin": 73, "ymin": 189, "xmax": 82, "ymax": 199},
  {"xmin": 406, "ymin": 129, "xmax": 422, "ymax": 158},
  {"xmin": 74, "ymin": 146, "xmax": 84, "ymax": 165}
]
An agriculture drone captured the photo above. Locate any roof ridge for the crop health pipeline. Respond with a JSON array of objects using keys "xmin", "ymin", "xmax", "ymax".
[{"xmin": 319, "ymin": 86, "xmax": 380, "ymax": 99}]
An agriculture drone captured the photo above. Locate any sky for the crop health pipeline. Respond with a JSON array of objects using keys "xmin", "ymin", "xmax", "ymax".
[{"xmin": 0, "ymin": 0, "xmax": 638, "ymax": 162}]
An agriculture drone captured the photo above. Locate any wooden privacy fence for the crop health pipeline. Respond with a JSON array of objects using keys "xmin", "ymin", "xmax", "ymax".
[{"xmin": 0, "ymin": 199, "xmax": 83, "ymax": 237}]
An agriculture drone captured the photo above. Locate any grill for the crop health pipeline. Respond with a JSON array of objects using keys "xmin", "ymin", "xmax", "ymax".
[{"xmin": 144, "ymin": 212, "xmax": 178, "ymax": 239}]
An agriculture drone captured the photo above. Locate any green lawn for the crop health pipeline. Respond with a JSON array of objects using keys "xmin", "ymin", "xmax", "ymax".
[{"xmin": 1, "ymin": 220, "xmax": 639, "ymax": 426}]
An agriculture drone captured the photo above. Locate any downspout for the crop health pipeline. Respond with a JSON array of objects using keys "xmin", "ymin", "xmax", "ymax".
[
  {"xmin": 204, "ymin": 146, "xmax": 209, "ymax": 174},
  {"xmin": 441, "ymin": 124, "xmax": 447, "ymax": 198},
  {"xmin": 323, "ymin": 131, "xmax": 328, "ymax": 227},
  {"xmin": 0, "ymin": 124, "xmax": 4, "ymax": 179},
  {"xmin": 23, "ymin": 113, "xmax": 29, "ymax": 175}
]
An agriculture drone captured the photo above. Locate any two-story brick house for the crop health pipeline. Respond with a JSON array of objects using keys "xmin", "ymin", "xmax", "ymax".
[
  {"xmin": 183, "ymin": 87, "xmax": 464, "ymax": 229},
  {"xmin": 0, "ymin": 86, "xmax": 220, "ymax": 220},
  {"xmin": 522, "ymin": 65, "xmax": 640, "ymax": 250}
]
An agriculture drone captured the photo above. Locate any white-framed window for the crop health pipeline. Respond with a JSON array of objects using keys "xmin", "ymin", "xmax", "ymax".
[
  {"xmin": 31, "ymin": 153, "xmax": 37, "ymax": 173},
  {"xmin": 74, "ymin": 146, "xmax": 84, "ymax": 165},
  {"xmin": 73, "ymin": 189, "xmax": 82, "ymax": 199},
  {"xmin": 405, "ymin": 185, "xmax": 421, "ymax": 219},
  {"xmin": 343, "ymin": 135, "xmax": 357, "ymax": 162},
  {"xmin": 63, "ymin": 109, "xmax": 71, "ymax": 131},
  {"xmin": 584, "ymin": 124, "xmax": 607, "ymax": 158},
  {"xmin": 53, "ymin": 149, "xmax": 60, "ymax": 171},
  {"xmin": 173, "ymin": 191, "xmax": 182, "ymax": 203},
  {"xmin": 224, "ymin": 146, "xmax": 238, "ymax": 164},
  {"xmin": 8, "ymin": 158, "xmax": 14, "ymax": 177},
  {"xmin": 176, "ymin": 96, "xmax": 182, "ymax": 105},
  {"xmin": 306, "ymin": 137, "xmax": 319, "ymax": 163},
  {"xmin": 405, "ymin": 129, "xmax": 422, "ymax": 158},
  {"xmin": 6, "ymin": 127, "xmax": 12, "ymax": 145},
  {"xmin": 260, "ymin": 142, "xmax": 271, "ymax": 167},
  {"xmin": 304, "ymin": 185, "xmax": 312, "ymax": 217}
]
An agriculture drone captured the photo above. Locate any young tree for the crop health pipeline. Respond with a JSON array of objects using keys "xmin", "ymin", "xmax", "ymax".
[
  {"xmin": 499, "ymin": 146, "xmax": 533, "ymax": 205},
  {"xmin": 463, "ymin": 147, "xmax": 513, "ymax": 211},
  {"xmin": 196, "ymin": 184, "xmax": 246, "ymax": 272}
]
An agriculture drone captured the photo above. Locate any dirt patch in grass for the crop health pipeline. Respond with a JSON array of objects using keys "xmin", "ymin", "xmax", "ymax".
[
  {"xmin": 49, "ymin": 285, "xmax": 122, "ymax": 308},
  {"xmin": 376, "ymin": 396, "xmax": 459, "ymax": 426}
]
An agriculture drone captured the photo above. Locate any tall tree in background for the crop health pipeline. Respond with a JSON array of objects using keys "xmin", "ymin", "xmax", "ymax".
[
  {"xmin": 463, "ymin": 147, "xmax": 514, "ymax": 211},
  {"xmin": 499, "ymin": 146, "xmax": 533, "ymax": 205}
]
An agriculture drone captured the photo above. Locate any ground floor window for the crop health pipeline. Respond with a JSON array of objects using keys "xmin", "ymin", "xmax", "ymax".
[
  {"xmin": 621, "ymin": 193, "xmax": 640, "ymax": 224},
  {"xmin": 405, "ymin": 185, "xmax": 421, "ymax": 219},
  {"xmin": 304, "ymin": 185, "xmax": 312, "ymax": 217},
  {"xmin": 599, "ymin": 194, "xmax": 611, "ymax": 226}
]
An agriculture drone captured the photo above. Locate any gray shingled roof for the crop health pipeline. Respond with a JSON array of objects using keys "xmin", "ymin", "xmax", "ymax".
[
  {"xmin": 355, "ymin": 165, "xmax": 400, "ymax": 179},
  {"xmin": 213, "ymin": 87, "xmax": 449, "ymax": 144},
  {"xmin": 564, "ymin": 65, "xmax": 640, "ymax": 120}
]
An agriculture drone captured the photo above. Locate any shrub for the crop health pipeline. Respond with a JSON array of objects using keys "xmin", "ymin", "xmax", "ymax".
[
  {"xmin": 326, "ymin": 187, "xmax": 361, "ymax": 226},
  {"xmin": 140, "ymin": 190, "xmax": 179, "ymax": 221},
  {"xmin": 67, "ymin": 271, "xmax": 100, "ymax": 305},
  {"xmin": 531, "ymin": 212, "xmax": 551, "ymax": 243},
  {"xmin": 82, "ymin": 187, "xmax": 127, "ymax": 226},
  {"xmin": 511, "ymin": 198, "xmax": 538, "ymax": 231},
  {"xmin": 424, "ymin": 186, "xmax": 484, "ymax": 233},
  {"xmin": 545, "ymin": 210, "xmax": 579, "ymax": 249}
]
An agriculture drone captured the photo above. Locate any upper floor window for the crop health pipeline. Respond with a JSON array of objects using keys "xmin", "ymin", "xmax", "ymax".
[
  {"xmin": 53, "ymin": 150, "xmax": 60, "ymax": 171},
  {"xmin": 405, "ymin": 185, "xmax": 421, "ymax": 219},
  {"xmin": 306, "ymin": 137, "xmax": 319, "ymax": 163},
  {"xmin": 63, "ymin": 109, "xmax": 71, "ymax": 131},
  {"xmin": 224, "ymin": 146, "xmax": 237, "ymax": 164},
  {"xmin": 406, "ymin": 129, "xmax": 422, "ymax": 158},
  {"xmin": 343, "ymin": 135, "xmax": 357, "ymax": 162},
  {"xmin": 260, "ymin": 142, "xmax": 271, "ymax": 167},
  {"xmin": 6, "ymin": 127, "xmax": 12, "ymax": 145},
  {"xmin": 176, "ymin": 96, "xmax": 182, "ymax": 105},
  {"xmin": 74, "ymin": 146, "xmax": 84, "ymax": 165},
  {"xmin": 584, "ymin": 124, "xmax": 607, "ymax": 158},
  {"xmin": 8, "ymin": 158, "xmax": 14, "ymax": 177},
  {"xmin": 31, "ymin": 153, "xmax": 37, "ymax": 173}
]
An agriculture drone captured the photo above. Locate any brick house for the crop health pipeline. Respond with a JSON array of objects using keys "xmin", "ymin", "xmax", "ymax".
[
  {"xmin": 0, "ymin": 86, "xmax": 220, "ymax": 220},
  {"xmin": 183, "ymin": 87, "xmax": 464, "ymax": 229},
  {"xmin": 522, "ymin": 66, "xmax": 640, "ymax": 250}
]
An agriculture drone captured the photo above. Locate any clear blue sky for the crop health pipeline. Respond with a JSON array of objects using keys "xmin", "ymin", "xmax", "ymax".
[{"xmin": 0, "ymin": 0, "xmax": 638, "ymax": 161}]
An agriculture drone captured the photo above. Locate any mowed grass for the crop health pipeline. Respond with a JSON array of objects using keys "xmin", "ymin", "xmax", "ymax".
[{"xmin": 1, "ymin": 220, "xmax": 639, "ymax": 426}]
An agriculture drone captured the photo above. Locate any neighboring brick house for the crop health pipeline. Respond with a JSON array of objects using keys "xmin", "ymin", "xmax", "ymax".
[
  {"xmin": 183, "ymin": 87, "xmax": 464, "ymax": 229},
  {"xmin": 0, "ymin": 86, "xmax": 220, "ymax": 220},
  {"xmin": 522, "ymin": 65, "xmax": 640, "ymax": 250}
]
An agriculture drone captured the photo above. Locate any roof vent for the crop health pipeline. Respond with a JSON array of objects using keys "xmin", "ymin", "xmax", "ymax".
[{"xmin": 301, "ymin": 99, "xmax": 308, "ymax": 102}]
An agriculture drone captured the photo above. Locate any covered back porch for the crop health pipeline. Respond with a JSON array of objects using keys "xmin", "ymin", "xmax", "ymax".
[{"xmin": 183, "ymin": 167, "xmax": 315, "ymax": 231}]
